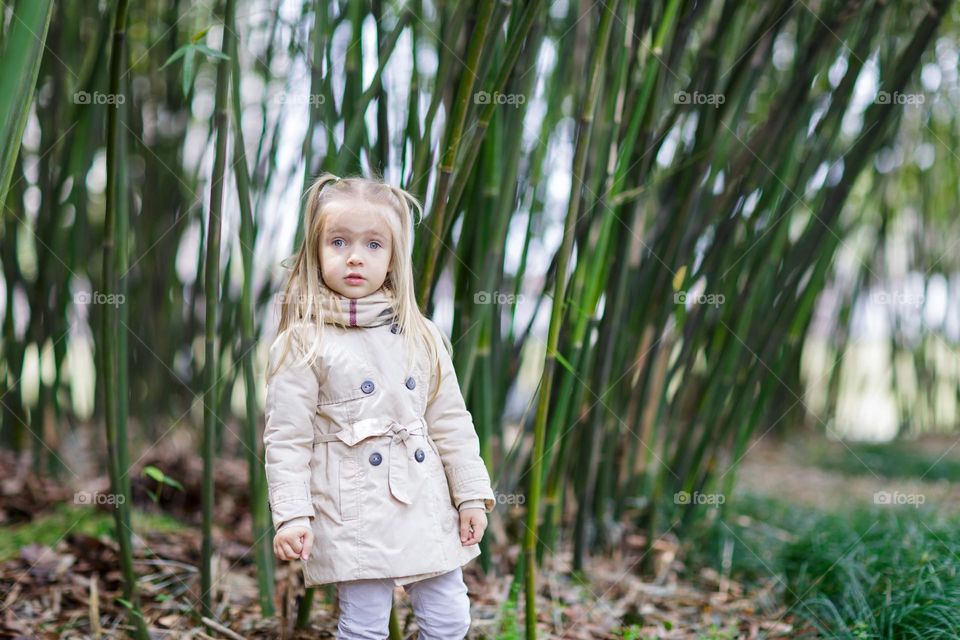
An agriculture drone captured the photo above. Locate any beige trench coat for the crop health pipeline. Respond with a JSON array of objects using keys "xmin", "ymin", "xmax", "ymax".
[{"xmin": 263, "ymin": 290, "xmax": 495, "ymax": 587}]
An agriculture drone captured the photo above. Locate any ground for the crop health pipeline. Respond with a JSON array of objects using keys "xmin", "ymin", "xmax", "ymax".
[{"xmin": 3, "ymin": 429, "xmax": 957, "ymax": 638}]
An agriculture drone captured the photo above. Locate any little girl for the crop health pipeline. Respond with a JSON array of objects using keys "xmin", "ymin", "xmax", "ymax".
[{"xmin": 263, "ymin": 173, "xmax": 495, "ymax": 639}]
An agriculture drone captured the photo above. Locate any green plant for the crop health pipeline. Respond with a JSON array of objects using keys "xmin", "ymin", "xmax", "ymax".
[
  {"xmin": 684, "ymin": 492, "xmax": 960, "ymax": 639},
  {"xmin": 810, "ymin": 441, "xmax": 960, "ymax": 482},
  {"xmin": 495, "ymin": 574, "xmax": 523, "ymax": 640},
  {"xmin": 695, "ymin": 623, "xmax": 740, "ymax": 640},
  {"xmin": 142, "ymin": 465, "xmax": 185, "ymax": 503}
]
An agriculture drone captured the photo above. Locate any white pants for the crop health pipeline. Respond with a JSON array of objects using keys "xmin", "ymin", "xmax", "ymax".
[{"xmin": 336, "ymin": 566, "xmax": 471, "ymax": 639}]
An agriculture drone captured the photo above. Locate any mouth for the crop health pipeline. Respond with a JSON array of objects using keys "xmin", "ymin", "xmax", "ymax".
[{"xmin": 344, "ymin": 274, "xmax": 365, "ymax": 284}]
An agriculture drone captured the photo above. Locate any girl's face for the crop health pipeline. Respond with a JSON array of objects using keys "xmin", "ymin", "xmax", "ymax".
[{"xmin": 319, "ymin": 202, "xmax": 393, "ymax": 299}]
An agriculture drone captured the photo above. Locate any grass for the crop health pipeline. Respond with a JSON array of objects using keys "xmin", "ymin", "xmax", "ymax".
[
  {"xmin": 607, "ymin": 621, "xmax": 739, "ymax": 639},
  {"xmin": 493, "ymin": 575, "xmax": 523, "ymax": 640},
  {"xmin": 807, "ymin": 440, "xmax": 960, "ymax": 482},
  {"xmin": 684, "ymin": 492, "xmax": 960, "ymax": 639},
  {"xmin": 784, "ymin": 508, "xmax": 960, "ymax": 639},
  {"xmin": 1, "ymin": 501, "xmax": 186, "ymax": 562}
]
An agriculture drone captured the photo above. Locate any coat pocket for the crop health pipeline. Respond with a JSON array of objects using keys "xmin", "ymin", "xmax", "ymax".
[
  {"xmin": 315, "ymin": 358, "xmax": 378, "ymax": 428},
  {"xmin": 317, "ymin": 395, "xmax": 364, "ymax": 430},
  {"xmin": 423, "ymin": 441, "xmax": 457, "ymax": 533},
  {"xmin": 338, "ymin": 456, "xmax": 360, "ymax": 522}
]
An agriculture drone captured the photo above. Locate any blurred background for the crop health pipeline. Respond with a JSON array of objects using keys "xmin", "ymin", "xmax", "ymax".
[{"xmin": 1, "ymin": 0, "xmax": 960, "ymax": 637}]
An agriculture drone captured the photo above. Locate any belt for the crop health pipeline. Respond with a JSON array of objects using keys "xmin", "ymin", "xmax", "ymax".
[{"xmin": 314, "ymin": 417, "xmax": 427, "ymax": 505}]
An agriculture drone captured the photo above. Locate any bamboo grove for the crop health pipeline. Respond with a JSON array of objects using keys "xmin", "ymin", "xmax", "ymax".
[{"xmin": 2, "ymin": 0, "xmax": 959, "ymax": 636}]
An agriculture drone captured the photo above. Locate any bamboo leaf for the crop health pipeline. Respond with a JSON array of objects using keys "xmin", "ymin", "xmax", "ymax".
[
  {"xmin": 553, "ymin": 349, "xmax": 576, "ymax": 376},
  {"xmin": 0, "ymin": 0, "xmax": 54, "ymax": 208},
  {"xmin": 673, "ymin": 265, "xmax": 687, "ymax": 292},
  {"xmin": 160, "ymin": 44, "xmax": 189, "ymax": 69},
  {"xmin": 182, "ymin": 49, "xmax": 195, "ymax": 97},
  {"xmin": 194, "ymin": 44, "xmax": 231, "ymax": 61},
  {"xmin": 191, "ymin": 27, "xmax": 210, "ymax": 43},
  {"xmin": 142, "ymin": 465, "xmax": 185, "ymax": 490}
]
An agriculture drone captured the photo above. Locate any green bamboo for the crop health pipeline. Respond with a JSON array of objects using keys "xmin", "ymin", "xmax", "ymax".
[
  {"xmin": 200, "ymin": 0, "xmax": 236, "ymax": 618},
  {"xmin": 524, "ymin": 2, "xmax": 619, "ymax": 636},
  {"xmin": 333, "ymin": 10, "xmax": 412, "ymax": 177},
  {"xmin": 407, "ymin": 2, "xmax": 471, "ymax": 198},
  {"xmin": 293, "ymin": 0, "xmax": 329, "ymax": 251},
  {"xmin": 0, "ymin": 4, "xmax": 954, "ymax": 636},
  {"xmin": 228, "ymin": 6, "xmax": 275, "ymax": 615},
  {"xmin": 417, "ymin": 0, "xmax": 498, "ymax": 311},
  {"xmin": 443, "ymin": 0, "xmax": 546, "ymax": 224},
  {"xmin": 0, "ymin": 0, "xmax": 54, "ymax": 208},
  {"xmin": 100, "ymin": 1, "xmax": 149, "ymax": 636}
]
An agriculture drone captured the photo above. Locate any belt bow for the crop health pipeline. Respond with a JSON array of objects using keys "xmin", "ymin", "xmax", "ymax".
[{"xmin": 316, "ymin": 417, "xmax": 427, "ymax": 505}]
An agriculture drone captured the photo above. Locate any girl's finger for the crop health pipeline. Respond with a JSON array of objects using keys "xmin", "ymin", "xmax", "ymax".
[
  {"xmin": 460, "ymin": 517, "xmax": 476, "ymax": 542},
  {"xmin": 301, "ymin": 530, "xmax": 314, "ymax": 560},
  {"xmin": 461, "ymin": 522, "xmax": 479, "ymax": 545}
]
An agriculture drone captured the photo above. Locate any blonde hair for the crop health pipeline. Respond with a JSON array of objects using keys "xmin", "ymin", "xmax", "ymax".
[{"xmin": 267, "ymin": 172, "xmax": 442, "ymax": 403}]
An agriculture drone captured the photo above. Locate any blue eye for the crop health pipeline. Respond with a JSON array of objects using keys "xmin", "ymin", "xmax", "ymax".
[
  {"xmin": 368, "ymin": 241, "xmax": 382, "ymax": 250},
  {"xmin": 333, "ymin": 238, "xmax": 345, "ymax": 247}
]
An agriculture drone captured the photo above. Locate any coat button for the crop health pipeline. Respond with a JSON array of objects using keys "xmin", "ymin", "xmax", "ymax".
[
  {"xmin": 390, "ymin": 323, "xmax": 400, "ymax": 334},
  {"xmin": 361, "ymin": 380, "xmax": 375, "ymax": 394},
  {"xmin": 405, "ymin": 376, "xmax": 416, "ymax": 390},
  {"xmin": 414, "ymin": 448, "xmax": 425, "ymax": 463},
  {"xmin": 369, "ymin": 452, "xmax": 382, "ymax": 466}
]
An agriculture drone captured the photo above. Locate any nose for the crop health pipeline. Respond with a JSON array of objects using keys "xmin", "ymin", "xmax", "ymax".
[{"xmin": 347, "ymin": 251, "xmax": 363, "ymax": 266}]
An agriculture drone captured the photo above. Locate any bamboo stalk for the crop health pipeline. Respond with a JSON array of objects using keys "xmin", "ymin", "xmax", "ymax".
[
  {"xmin": 524, "ymin": 2, "xmax": 620, "ymax": 636},
  {"xmin": 200, "ymin": 0, "xmax": 237, "ymax": 617},
  {"xmin": 417, "ymin": 0, "xmax": 498, "ymax": 311},
  {"xmin": 228, "ymin": 5, "xmax": 275, "ymax": 616},
  {"xmin": 100, "ymin": 1, "xmax": 148, "ymax": 637},
  {"xmin": 293, "ymin": 0, "xmax": 329, "ymax": 251}
]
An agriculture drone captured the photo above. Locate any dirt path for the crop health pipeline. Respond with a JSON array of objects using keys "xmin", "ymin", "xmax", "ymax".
[{"xmin": 735, "ymin": 434, "xmax": 960, "ymax": 512}]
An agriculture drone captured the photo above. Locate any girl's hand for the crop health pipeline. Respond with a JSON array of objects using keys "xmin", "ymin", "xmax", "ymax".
[
  {"xmin": 273, "ymin": 526, "xmax": 313, "ymax": 561},
  {"xmin": 459, "ymin": 508, "xmax": 487, "ymax": 546}
]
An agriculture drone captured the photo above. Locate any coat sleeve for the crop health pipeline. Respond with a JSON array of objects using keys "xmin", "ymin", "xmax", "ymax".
[
  {"xmin": 457, "ymin": 498, "xmax": 487, "ymax": 511},
  {"xmin": 424, "ymin": 319, "xmax": 496, "ymax": 513},
  {"xmin": 263, "ymin": 324, "xmax": 319, "ymax": 532}
]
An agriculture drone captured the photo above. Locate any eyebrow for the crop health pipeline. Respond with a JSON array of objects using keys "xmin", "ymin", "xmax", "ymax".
[{"xmin": 326, "ymin": 226, "xmax": 388, "ymax": 241}]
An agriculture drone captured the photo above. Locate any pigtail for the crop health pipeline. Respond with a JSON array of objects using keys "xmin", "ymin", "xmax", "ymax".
[{"xmin": 268, "ymin": 173, "xmax": 345, "ymax": 381}]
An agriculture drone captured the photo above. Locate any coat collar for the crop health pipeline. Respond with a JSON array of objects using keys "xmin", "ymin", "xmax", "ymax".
[{"xmin": 317, "ymin": 280, "xmax": 397, "ymax": 328}]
